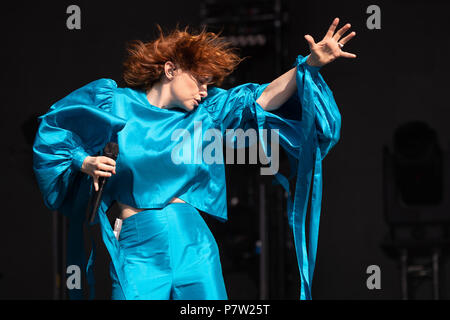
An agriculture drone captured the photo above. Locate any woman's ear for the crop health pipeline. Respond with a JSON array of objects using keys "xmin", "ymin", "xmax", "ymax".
[{"xmin": 164, "ymin": 61, "xmax": 177, "ymax": 80}]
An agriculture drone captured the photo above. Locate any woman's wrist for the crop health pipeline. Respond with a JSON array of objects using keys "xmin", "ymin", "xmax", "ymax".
[
  {"xmin": 306, "ymin": 54, "xmax": 323, "ymax": 68},
  {"xmin": 72, "ymin": 147, "xmax": 90, "ymax": 171},
  {"xmin": 295, "ymin": 54, "xmax": 322, "ymax": 74}
]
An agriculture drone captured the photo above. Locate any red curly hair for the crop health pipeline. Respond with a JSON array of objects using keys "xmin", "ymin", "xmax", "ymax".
[{"xmin": 123, "ymin": 26, "xmax": 243, "ymax": 91}]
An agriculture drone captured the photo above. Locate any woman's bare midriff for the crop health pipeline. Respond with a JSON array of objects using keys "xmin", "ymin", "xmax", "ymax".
[{"xmin": 117, "ymin": 197, "xmax": 186, "ymax": 220}]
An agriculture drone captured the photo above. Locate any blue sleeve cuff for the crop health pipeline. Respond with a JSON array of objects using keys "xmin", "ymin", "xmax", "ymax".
[
  {"xmin": 295, "ymin": 54, "xmax": 322, "ymax": 75},
  {"xmin": 71, "ymin": 147, "xmax": 90, "ymax": 171}
]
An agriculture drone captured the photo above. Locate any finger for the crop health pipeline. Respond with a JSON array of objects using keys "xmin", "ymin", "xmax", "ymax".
[
  {"xmin": 338, "ymin": 31, "xmax": 356, "ymax": 46},
  {"xmin": 99, "ymin": 156, "xmax": 116, "ymax": 166},
  {"xmin": 304, "ymin": 34, "xmax": 316, "ymax": 48},
  {"xmin": 97, "ymin": 163, "xmax": 116, "ymax": 173},
  {"xmin": 94, "ymin": 170, "xmax": 113, "ymax": 178},
  {"xmin": 325, "ymin": 17, "xmax": 339, "ymax": 39},
  {"xmin": 340, "ymin": 51, "xmax": 357, "ymax": 58},
  {"xmin": 93, "ymin": 177, "xmax": 99, "ymax": 192},
  {"xmin": 333, "ymin": 23, "xmax": 352, "ymax": 41}
]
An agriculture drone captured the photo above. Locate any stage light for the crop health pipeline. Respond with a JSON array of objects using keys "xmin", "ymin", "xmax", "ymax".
[{"xmin": 382, "ymin": 121, "xmax": 450, "ymax": 299}]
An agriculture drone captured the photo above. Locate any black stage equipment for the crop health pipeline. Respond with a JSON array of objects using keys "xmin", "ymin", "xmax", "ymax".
[{"xmin": 382, "ymin": 121, "xmax": 450, "ymax": 299}]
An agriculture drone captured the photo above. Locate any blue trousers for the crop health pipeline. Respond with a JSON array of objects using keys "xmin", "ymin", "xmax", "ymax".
[{"xmin": 110, "ymin": 203, "xmax": 228, "ymax": 300}]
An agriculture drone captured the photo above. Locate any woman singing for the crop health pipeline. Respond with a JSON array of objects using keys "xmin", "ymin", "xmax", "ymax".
[{"xmin": 33, "ymin": 18, "xmax": 355, "ymax": 300}]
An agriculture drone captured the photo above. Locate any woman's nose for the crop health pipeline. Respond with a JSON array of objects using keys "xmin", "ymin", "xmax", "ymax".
[{"xmin": 199, "ymin": 85, "xmax": 208, "ymax": 98}]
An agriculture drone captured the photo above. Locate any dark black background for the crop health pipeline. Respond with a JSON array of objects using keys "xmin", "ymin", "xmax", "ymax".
[{"xmin": 1, "ymin": 0, "xmax": 449, "ymax": 300}]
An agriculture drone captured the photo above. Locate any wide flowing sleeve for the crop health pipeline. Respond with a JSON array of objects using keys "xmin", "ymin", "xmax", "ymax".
[
  {"xmin": 204, "ymin": 54, "xmax": 341, "ymax": 300},
  {"xmin": 32, "ymin": 78, "xmax": 127, "ymax": 212}
]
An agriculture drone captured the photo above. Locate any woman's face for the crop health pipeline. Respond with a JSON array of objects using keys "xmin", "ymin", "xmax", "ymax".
[{"xmin": 168, "ymin": 69, "xmax": 210, "ymax": 112}]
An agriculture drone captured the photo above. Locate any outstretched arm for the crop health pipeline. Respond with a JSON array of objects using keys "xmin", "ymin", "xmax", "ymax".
[{"xmin": 256, "ymin": 17, "xmax": 357, "ymax": 111}]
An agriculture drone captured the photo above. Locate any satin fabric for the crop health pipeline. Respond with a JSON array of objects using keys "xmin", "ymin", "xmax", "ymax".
[
  {"xmin": 32, "ymin": 54, "xmax": 341, "ymax": 300},
  {"xmin": 110, "ymin": 203, "xmax": 227, "ymax": 300}
]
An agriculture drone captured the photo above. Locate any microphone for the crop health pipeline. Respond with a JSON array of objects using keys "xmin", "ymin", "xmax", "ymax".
[{"xmin": 87, "ymin": 142, "xmax": 119, "ymax": 224}]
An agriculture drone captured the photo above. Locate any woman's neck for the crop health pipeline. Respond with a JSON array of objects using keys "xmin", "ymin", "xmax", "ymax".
[{"xmin": 145, "ymin": 81, "xmax": 172, "ymax": 109}]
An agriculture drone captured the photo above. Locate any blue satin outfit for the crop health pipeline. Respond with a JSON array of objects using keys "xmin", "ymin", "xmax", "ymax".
[
  {"xmin": 110, "ymin": 204, "xmax": 227, "ymax": 300},
  {"xmin": 32, "ymin": 55, "xmax": 341, "ymax": 300}
]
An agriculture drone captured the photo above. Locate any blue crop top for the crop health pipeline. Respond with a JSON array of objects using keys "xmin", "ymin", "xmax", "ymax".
[{"xmin": 32, "ymin": 55, "xmax": 341, "ymax": 300}]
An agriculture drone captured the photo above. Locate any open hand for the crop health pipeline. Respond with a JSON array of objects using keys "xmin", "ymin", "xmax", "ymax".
[{"xmin": 304, "ymin": 17, "xmax": 357, "ymax": 67}]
